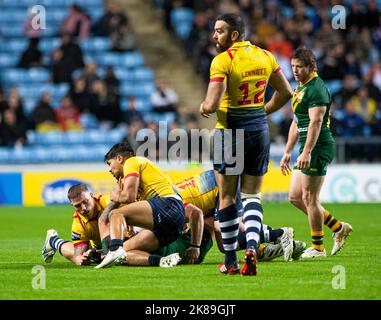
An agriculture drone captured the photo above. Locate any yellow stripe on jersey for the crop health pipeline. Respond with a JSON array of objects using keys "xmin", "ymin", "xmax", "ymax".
[
  {"xmin": 209, "ymin": 41, "xmax": 280, "ymax": 129},
  {"xmin": 122, "ymin": 156, "xmax": 178, "ymax": 200},
  {"xmin": 71, "ymin": 194, "xmax": 110, "ymax": 248}
]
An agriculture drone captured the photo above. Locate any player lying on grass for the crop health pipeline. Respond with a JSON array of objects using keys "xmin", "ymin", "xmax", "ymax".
[
  {"xmin": 41, "ymin": 183, "xmax": 185, "ymax": 266},
  {"xmin": 116, "ymin": 169, "xmax": 303, "ymax": 266}
]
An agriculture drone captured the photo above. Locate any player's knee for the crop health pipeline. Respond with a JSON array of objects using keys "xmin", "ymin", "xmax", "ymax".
[
  {"xmin": 241, "ymin": 192, "xmax": 261, "ymax": 203},
  {"xmin": 302, "ymin": 191, "xmax": 319, "ymax": 207},
  {"xmin": 289, "ymin": 194, "xmax": 302, "ymax": 207}
]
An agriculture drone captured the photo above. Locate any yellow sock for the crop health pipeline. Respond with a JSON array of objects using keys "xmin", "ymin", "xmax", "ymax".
[
  {"xmin": 311, "ymin": 230, "xmax": 324, "ymax": 251},
  {"xmin": 323, "ymin": 210, "xmax": 342, "ymax": 232}
]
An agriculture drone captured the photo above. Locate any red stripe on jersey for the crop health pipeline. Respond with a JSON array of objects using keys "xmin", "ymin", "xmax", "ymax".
[
  {"xmin": 226, "ymin": 49, "xmax": 237, "ymax": 60},
  {"xmin": 273, "ymin": 66, "xmax": 281, "ymax": 73},
  {"xmin": 74, "ymin": 241, "xmax": 88, "ymax": 247},
  {"xmin": 123, "ymin": 173, "xmax": 140, "ymax": 180},
  {"xmin": 210, "ymin": 77, "xmax": 225, "ymax": 82}
]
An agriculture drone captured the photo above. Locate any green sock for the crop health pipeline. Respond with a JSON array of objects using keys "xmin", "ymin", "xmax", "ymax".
[{"xmin": 101, "ymin": 236, "xmax": 110, "ymax": 255}]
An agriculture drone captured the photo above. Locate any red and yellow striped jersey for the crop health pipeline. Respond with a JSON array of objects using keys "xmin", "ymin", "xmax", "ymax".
[
  {"xmin": 210, "ymin": 41, "xmax": 281, "ymax": 129},
  {"xmin": 71, "ymin": 194, "xmax": 110, "ymax": 248},
  {"xmin": 122, "ymin": 156, "xmax": 179, "ymax": 200}
]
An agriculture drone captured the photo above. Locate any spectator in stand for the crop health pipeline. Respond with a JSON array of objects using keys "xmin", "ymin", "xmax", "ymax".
[
  {"xmin": 350, "ymin": 87, "xmax": 377, "ymax": 125},
  {"xmin": 0, "ymin": 109, "xmax": 27, "ymax": 147},
  {"xmin": 333, "ymin": 74, "xmax": 359, "ymax": 106},
  {"xmin": 23, "ymin": 7, "xmax": 42, "ymax": 40},
  {"xmin": 55, "ymin": 96, "xmax": 81, "ymax": 131},
  {"xmin": 103, "ymin": 66, "xmax": 120, "ymax": 96},
  {"xmin": 320, "ymin": 43, "xmax": 346, "ymax": 80},
  {"xmin": 151, "ymin": 79, "xmax": 178, "ymax": 113},
  {"xmin": 369, "ymin": 62, "xmax": 381, "ymax": 91},
  {"xmin": 60, "ymin": 4, "xmax": 91, "ymax": 40},
  {"xmin": 30, "ymin": 92, "xmax": 58, "ymax": 132},
  {"xmin": 341, "ymin": 101, "xmax": 365, "ymax": 161},
  {"xmin": 18, "ymin": 38, "xmax": 43, "ymax": 68},
  {"xmin": 365, "ymin": 0, "xmax": 381, "ymax": 30},
  {"xmin": 123, "ymin": 96, "xmax": 144, "ymax": 125},
  {"xmin": 88, "ymin": 79, "xmax": 108, "ymax": 117},
  {"xmin": 123, "ymin": 119, "xmax": 145, "ymax": 152},
  {"xmin": 51, "ymin": 33, "xmax": 84, "ymax": 83},
  {"xmin": 78, "ymin": 61, "xmax": 100, "ymax": 93},
  {"xmin": 97, "ymin": 93, "xmax": 122, "ymax": 128},
  {"xmin": 363, "ymin": 73, "xmax": 381, "ymax": 102},
  {"xmin": 110, "ymin": 23, "xmax": 137, "ymax": 52},
  {"xmin": 175, "ymin": 104, "xmax": 198, "ymax": 129},
  {"xmin": 69, "ymin": 78, "xmax": 92, "ymax": 113},
  {"xmin": 344, "ymin": 52, "xmax": 362, "ymax": 79},
  {"xmin": 267, "ymin": 30, "xmax": 293, "ymax": 60},
  {"xmin": 92, "ymin": 1, "xmax": 128, "ymax": 37},
  {"xmin": 347, "ymin": 2, "xmax": 366, "ymax": 32},
  {"xmin": 0, "ymin": 89, "xmax": 7, "ymax": 115},
  {"xmin": 6, "ymin": 87, "xmax": 26, "ymax": 125},
  {"xmin": 341, "ymin": 101, "xmax": 365, "ymax": 136}
]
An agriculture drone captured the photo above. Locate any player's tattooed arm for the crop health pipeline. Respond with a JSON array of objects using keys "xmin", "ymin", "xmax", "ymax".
[{"xmin": 99, "ymin": 200, "xmax": 120, "ymax": 223}]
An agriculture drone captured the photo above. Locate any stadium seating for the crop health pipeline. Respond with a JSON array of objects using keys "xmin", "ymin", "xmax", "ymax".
[{"xmin": 0, "ymin": 0, "xmax": 160, "ymax": 164}]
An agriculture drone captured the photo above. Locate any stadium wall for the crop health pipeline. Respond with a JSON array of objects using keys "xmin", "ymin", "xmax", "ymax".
[{"xmin": 0, "ymin": 163, "xmax": 380, "ymax": 205}]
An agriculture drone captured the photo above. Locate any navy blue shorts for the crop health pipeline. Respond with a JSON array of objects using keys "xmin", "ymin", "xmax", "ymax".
[
  {"xmin": 213, "ymin": 129, "xmax": 269, "ymax": 176},
  {"xmin": 147, "ymin": 196, "xmax": 185, "ymax": 247}
]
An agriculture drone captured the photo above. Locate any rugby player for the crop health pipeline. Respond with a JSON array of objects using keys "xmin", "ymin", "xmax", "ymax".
[{"xmin": 280, "ymin": 47, "xmax": 352, "ymax": 258}]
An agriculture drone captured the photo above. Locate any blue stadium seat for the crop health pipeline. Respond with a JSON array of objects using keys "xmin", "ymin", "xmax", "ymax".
[
  {"xmin": 120, "ymin": 97, "xmax": 152, "ymax": 112},
  {"xmin": 0, "ymin": 10, "xmax": 27, "ymax": 22},
  {"xmin": 0, "ymin": 54, "xmax": 19, "ymax": 67},
  {"xmin": 0, "ymin": 39, "xmax": 27, "ymax": 52},
  {"xmin": 80, "ymin": 37, "xmax": 110, "ymax": 52},
  {"xmin": 1, "ymin": 68, "xmax": 50, "ymax": 84},
  {"xmin": 17, "ymin": 83, "xmax": 69, "ymax": 100},
  {"xmin": 170, "ymin": 7, "xmax": 194, "ymax": 39},
  {"xmin": 39, "ymin": 38, "xmax": 61, "ymax": 52},
  {"xmin": 80, "ymin": 113, "xmax": 98, "ymax": 129},
  {"xmin": 326, "ymin": 80, "xmax": 343, "ymax": 96},
  {"xmin": 120, "ymin": 83, "xmax": 155, "ymax": 98}
]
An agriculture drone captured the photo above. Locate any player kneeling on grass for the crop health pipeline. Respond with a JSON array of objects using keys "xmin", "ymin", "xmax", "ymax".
[
  {"xmin": 41, "ymin": 184, "xmax": 182, "ymax": 267},
  {"xmin": 42, "ymin": 183, "xmax": 212, "ymax": 267}
]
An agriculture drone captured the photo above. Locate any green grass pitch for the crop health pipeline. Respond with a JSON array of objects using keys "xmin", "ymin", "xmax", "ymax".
[{"xmin": 0, "ymin": 203, "xmax": 380, "ymax": 300}]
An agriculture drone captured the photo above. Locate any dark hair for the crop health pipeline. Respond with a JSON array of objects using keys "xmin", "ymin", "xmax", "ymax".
[
  {"xmin": 216, "ymin": 13, "xmax": 245, "ymax": 40},
  {"xmin": 292, "ymin": 47, "xmax": 317, "ymax": 71},
  {"xmin": 67, "ymin": 183, "xmax": 90, "ymax": 200},
  {"xmin": 104, "ymin": 142, "xmax": 135, "ymax": 162}
]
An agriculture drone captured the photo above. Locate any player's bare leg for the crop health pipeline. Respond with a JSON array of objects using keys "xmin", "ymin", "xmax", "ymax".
[
  {"xmin": 300, "ymin": 173, "xmax": 327, "ymax": 258},
  {"xmin": 95, "ymin": 201, "xmax": 155, "ymax": 269}
]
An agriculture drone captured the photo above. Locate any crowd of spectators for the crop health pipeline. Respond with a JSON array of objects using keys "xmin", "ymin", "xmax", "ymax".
[
  {"xmin": 155, "ymin": 0, "xmax": 381, "ymax": 161},
  {"xmin": 0, "ymin": 1, "xmax": 195, "ymax": 158}
]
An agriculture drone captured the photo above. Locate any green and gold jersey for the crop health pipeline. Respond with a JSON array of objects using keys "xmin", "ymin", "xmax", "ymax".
[{"xmin": 291, "ymin": 72, "xmax": 334, "ymax": 148}]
